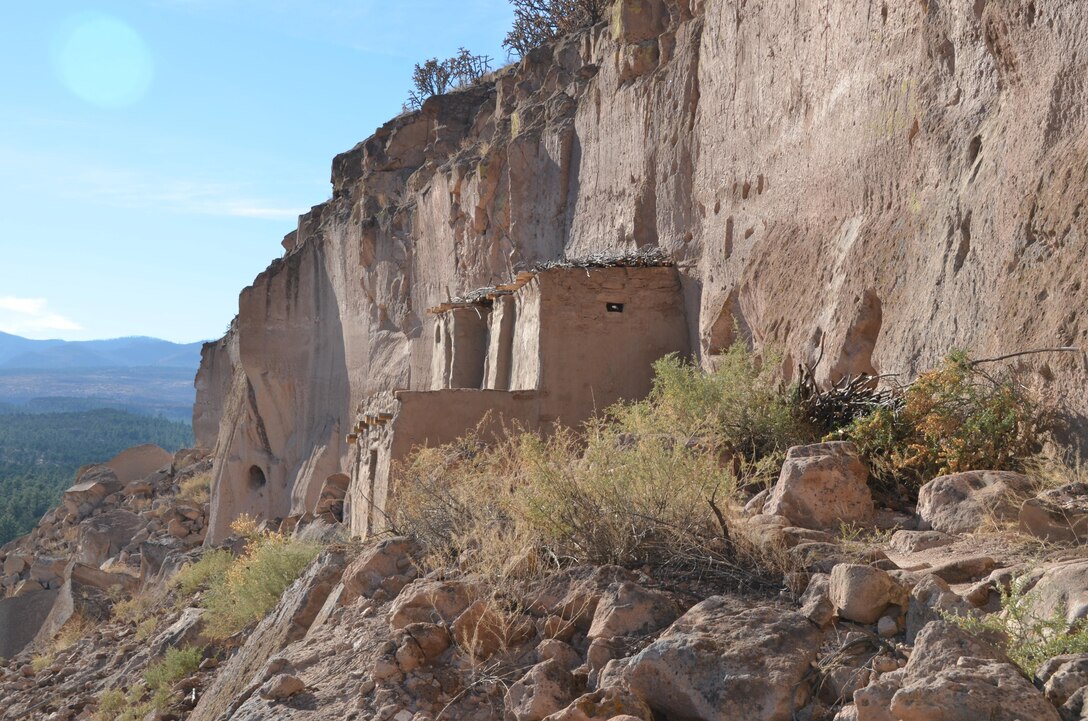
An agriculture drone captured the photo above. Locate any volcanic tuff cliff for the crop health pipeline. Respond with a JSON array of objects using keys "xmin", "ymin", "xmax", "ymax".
[{"xmin": 195, "ymin": 0, "xmax": 1088, "ymax": 540}]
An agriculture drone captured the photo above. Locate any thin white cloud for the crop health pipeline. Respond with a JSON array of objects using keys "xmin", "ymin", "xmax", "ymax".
[
  {"xmin": 0, "ymin": 297, "xmax": 83, "ymax": 338},
  {"xmin": 0, "ymin": 145, "xmax": 304, "ymax": 221}
]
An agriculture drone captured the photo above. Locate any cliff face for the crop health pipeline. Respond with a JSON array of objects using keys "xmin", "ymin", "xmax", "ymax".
[{"xmin": 198, "ymin": 0, "xmax": 1088, "ymax": 540}]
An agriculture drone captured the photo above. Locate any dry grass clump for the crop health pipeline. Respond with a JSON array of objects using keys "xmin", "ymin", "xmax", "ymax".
[
  {"xmin": 199, "ymin": 517, "xmax": 321, "ymax": 639},
  {"xmin": 177, "ymin": 471, "xmax": 211, "ymax": 505},
  {"xmin": 30, "ymin": 652, "xmax": 55, "ymax": 673},
  {"xmin": 395, "ymin": 423, "xmax": 736, "ymax": 580},
  {"xmin": 54, "ymin": 611, "xmax": 94, "ymax": 651}
]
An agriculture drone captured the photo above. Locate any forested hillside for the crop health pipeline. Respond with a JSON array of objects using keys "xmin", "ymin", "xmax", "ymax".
[{"xmin": 0, "ymin": 409, "xmax": 193, "ymax": 543}]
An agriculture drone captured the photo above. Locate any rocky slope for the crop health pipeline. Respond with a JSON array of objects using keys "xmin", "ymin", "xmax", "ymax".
[
  {"xmin": 4, "ymin": 447, "xmax": 1088, "ymax": 721},
  {"xmin": 195, "ymin": 0, "xmax": 1088, "ymax": 539}
]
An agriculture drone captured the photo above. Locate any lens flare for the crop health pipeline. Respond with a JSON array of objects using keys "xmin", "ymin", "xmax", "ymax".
[{"xmin": 52, "ymin": 13, "xmax": 154, "ymax": 109}]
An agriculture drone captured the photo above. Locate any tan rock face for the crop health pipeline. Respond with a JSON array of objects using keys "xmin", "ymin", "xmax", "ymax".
[
  {"xmin": 195, "ymin": 0, "xmax": 1088, "ymax": 541},
  {"xmin": 764, "ymin": 442, "xmax": 873, "ymax": 530}
]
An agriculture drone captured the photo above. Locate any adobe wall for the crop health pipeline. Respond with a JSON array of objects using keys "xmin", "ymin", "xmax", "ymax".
[
  {"xmin": 532, "ymin": 266, "xmax": 690, "ymax": 426},
  {"xmin": 345, "ymin": 389, "xmax": 542, "ymax": 537}
]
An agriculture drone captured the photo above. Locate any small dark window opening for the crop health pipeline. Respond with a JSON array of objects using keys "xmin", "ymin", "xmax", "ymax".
[
  {"xmin": 248, "ymin": 465, "xmax": 267, "ymax": 489},
  {"xmin": 606, "ymin": 303, "xmax": 625, "ymax": 313},
  {"xmin": 368, "ymin": 450, "xmax": 379, "ymax": 482}
]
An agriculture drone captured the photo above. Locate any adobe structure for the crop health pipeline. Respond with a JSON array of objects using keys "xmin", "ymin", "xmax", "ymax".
[{"xmin": 341, "ymin": 263, "xmax": 690, "ymax": 537}]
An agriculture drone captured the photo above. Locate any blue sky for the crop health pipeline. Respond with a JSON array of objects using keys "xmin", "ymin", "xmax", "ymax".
[{"xmin": 0, "ymin": 1, "xmax": 513, "ymax": 343}]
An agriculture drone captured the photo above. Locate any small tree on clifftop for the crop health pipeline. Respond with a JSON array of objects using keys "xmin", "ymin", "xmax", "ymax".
[
  {"xmin": 405, "ymin": 48, "xmax": 493, "ymax": 111},
  {"xmin": 504, "ymin": 0, "xmax": 611, "ymax": 57}
]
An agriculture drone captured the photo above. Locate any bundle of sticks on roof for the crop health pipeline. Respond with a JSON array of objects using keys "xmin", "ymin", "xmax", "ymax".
[
  {"xmin": 795, "ymin": 360, "xmax": 900, "ymax": 434},
  {"xmin": 444, "ymin": 247, "xmax": 674, "ymax": 306},
  {"xmin": 447, "ymin": 287, "xmax": 502, "ymax": 305},
  {"xmin": 532, "ymin": 246, "xmax": 674, "ymax": 271}
]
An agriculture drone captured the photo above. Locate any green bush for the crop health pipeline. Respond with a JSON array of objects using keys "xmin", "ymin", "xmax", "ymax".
[
  {"xmin": 201, "ymin": 532, "xmax": 321, "ymax": 639},
  {"xmin": 946, "ymin": 573, "xmax": 1088, "ymax": 675},
  {"xmin": 837, "ymin": 352, "xmax": 1046, "ymax": 489},
  {"xmin": 617, "ymin": 344, "xmax": 814, "ymax": 487},
  {"xmin": 145, "ymin": 646, "xmax": 203, "ymax": 691},
  {"xmin": 173, "ymin": 548, "xmax": 233, "ymax": 599}
]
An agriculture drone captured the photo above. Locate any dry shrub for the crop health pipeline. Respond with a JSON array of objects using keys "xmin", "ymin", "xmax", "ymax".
[
  {"xmin": 201, "ymin": 528, "xmax": 321, "ymax": 639},
  {"xmin": 618, "ymin": 345, "xmax": 815, "ymax": 490},
  {"xmin": 405, "ymin": 49, "xmax": 493, "ymax": 111},
  {"xmin": 394, "ymin": 343, "xmax": 818, "ymax": 590},
  {"xmin": 177, "ymin": 471, "xmax": 211, "ymax": 505},
  {"xmin": 172, "ymin": 548, "xmax": 234, "ymax": 599},
  {"xmin": 1023, "ymin": 446, "xmax": 1086, "ymax": 492},
  {"xmin": 113, "ymin": 590, "xmax": 162, "ymax": 624},
  {"xmin": 394, "ymin": 419, "xmax": 779, "ymax": 590},
  {"xmin": 144, "ymin": 646, "xmax": 202, "ymax": 692},
  {"xmin": 54, "ymin": 611, "xmax": 93, "ymax": 651},
  {"xmin": 838, "ymin": 351, "xmax": 1048, "ymax": 491}
]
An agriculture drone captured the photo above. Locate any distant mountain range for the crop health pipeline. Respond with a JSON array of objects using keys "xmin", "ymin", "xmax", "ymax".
[
  {"xmin": 0, "ymin": 332, "xmax": 203, "ymax": 369},
  {"xmin": 0, "ymin": 333, "xmax": 205, "ymax": 422}
]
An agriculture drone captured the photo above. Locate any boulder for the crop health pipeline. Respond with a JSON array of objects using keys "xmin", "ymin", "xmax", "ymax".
[
  {"xmin": 916, "ymin": 471, "xmax": 1034, "ymax": 534},
  {"xmin": 77, "ymin": 509, "xmax": 145, "ymax": 566},
  {"xmin": 587, "ymin": 582, "xmax": 679, "ymax": 639},
  {"xmin": 151, "ymin": 607, "xmax": 207, "ymax": 656},
  {"xmin": 0, "ymin": 589, "xmax": 59, "ymax": 659},
  {"xmin": 542, "ymin": 686, "xmax": 653, "ymax": 721},
  {"xmin": 887, "ymin": 531, "xmax": 953, "ymax": 554},
  {"xmin": 854, "ymin": 622, "xmax": 1054, "ymax": 721},
  {"xmin": 1027, "ymin": 559, "xmax": 1088, "ymax": 624},
  {"xmin": 259, "ymin": 673, "xmax": 305, "ymax": 700},
  {"xmin": 925, "ymin": 556, "xmax": 996, "ymax": 584},
  {"xmin": 905, "ymin": 574, "xmax": 975, "ymax": 643},
  {"xmin": 529, "ymin": 566, "xmax": 636, "ymax": 630},
  {"xmin": 105, "ymin": 444, "xmax": 172, "ymax": 483},
  {"xmin": 505, "ymin": 659, "xmax": 578, "ymax": 721},
  {"xmin": 600, "ymin": 596, "xmax": 821, "ymax": 721},
  {"xmin": 538, "ymin": 639, "xmax": 582, "ymax": 670},
  {"xmin": 763, "ymin": 442, "xmax": 873, "ymax": 530},
  {"xmin": 341, "ymin": 536, "xmax": 421, "ymax": 603},
  {"xmin": 799, "ymin": 573, "xmax": 835, "ymax": 629},
  {"xmin": 2, "ymin": 554, "xmax": 27, "ymax": 576},
  {"xmin": 62, "ymin": 466, "xmax": 121, "ymax": 517},
  {"xmin": 388, "ymin": 578, "xmax": 477, "ymax": 630},
  {"xmin": 69, "ymin": 562, "xmax": 139, "ymax": 594},
  {"xmin": 1020, "ymin": 483, "xmax": 1088, "ymax": 544},
  {"xmin": 400, "ymin": 622, "xmax": 451, "ymax": 661},
  {"xmin": 888, "ymin": 658, "xmax": 1061, "ymax": 721},
  {"xmin": 830, "ymin": 565, "xmax": 907, "ymax": 625},
  {"xmin": 1037, "ymin": 654, "xmax": 1088, "ymax": 712},
  {"xmin": 452, "ymin": 599, "xmax": 535, "ymax": 659}
]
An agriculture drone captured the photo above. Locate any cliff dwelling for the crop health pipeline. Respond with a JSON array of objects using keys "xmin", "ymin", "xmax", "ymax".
[{"xmin": 343, "ymin": 263, "xmax": 690, "ymax": 537}]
